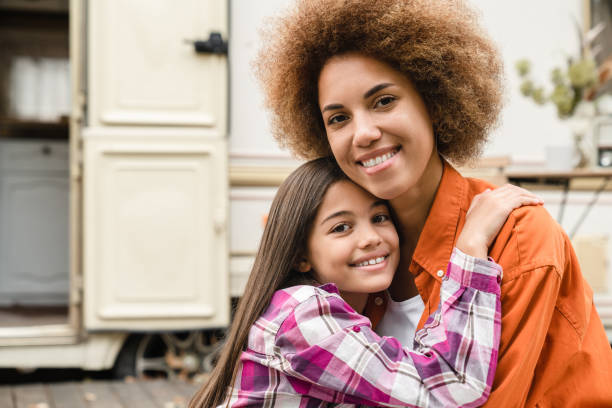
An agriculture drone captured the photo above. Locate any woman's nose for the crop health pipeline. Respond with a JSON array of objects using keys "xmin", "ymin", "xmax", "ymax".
[{"xmin": 353, "ymin": 113, "xmax": 381, "ymax": 147}]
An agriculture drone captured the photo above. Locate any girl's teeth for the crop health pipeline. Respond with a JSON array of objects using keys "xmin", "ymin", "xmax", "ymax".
[
  {"xmin": 356, "ymin": 256, "xmax": 386, "ymax": 267},
  {"xmin": 362, "ymin": 151, "xmax": 396, "ymax": 168}
]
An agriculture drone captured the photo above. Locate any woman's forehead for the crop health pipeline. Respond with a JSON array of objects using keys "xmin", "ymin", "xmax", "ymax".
[{"xmin": 318, "ymin": 54, "xmax": 415, "ymax": 103}]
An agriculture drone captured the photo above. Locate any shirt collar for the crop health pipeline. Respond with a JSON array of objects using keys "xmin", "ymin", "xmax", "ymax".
[
  {"xmin": 318, "ymin": 282, "xmax": 340, "ymax": 294},
  {"xmin": 411, "ymin": 161, "xmax": 468, "ymax": 281}
]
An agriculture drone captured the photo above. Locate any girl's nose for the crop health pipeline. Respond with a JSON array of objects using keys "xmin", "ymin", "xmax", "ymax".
[
  {"xmin": 358, "ymin": 225, "xmax": 383, "ymax": 248},
  {"xmin": 353, "ymin": 113, "xmax": 382, "ymax": 147}
]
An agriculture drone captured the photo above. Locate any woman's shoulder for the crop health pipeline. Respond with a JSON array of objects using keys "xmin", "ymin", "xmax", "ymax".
[
  {"xmin": 464, "ymin": 177, "xmax": 568, "ymax": 272},
  {"xmin": 465, "ymin": 177, "xmax": 559, "ymax": 232}
]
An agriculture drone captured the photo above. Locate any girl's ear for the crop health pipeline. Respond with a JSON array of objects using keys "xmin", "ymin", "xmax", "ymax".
[{"xmin": 297, "ymin": 260, "xmax": 312, "ymax": 273}]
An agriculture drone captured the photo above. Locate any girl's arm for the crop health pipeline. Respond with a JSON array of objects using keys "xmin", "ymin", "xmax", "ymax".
[{"xmin": 273, "ymin": 248, "xmax": 501, "ymax": 408}]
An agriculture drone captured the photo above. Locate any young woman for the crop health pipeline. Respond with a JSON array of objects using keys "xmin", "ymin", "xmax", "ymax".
[
  {"xmin": 190, "ymin": 157, "xmax": 542, "ymax": 407},
  {"xmin": 254, "ymin": 1, "xmax": 612, "ymax": 406}
]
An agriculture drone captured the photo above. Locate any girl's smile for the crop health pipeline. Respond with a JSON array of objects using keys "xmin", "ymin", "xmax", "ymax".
[{"xmin": 304, "ymin": 180, "xmax": 399, "ymax": 311}]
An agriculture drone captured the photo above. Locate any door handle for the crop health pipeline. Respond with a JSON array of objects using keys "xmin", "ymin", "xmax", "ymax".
[{"xmin": 185, "ymin": 32, "xmax": 228, "ymax": 55}]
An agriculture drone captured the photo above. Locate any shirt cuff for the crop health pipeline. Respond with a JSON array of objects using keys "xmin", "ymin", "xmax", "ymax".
[{"xmin": 447, "ymin": 247, "xmax": 503, "ymax": 294}]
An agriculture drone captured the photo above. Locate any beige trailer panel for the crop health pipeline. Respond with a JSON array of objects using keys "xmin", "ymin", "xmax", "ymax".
[{"xmin": 87, "ymin": 0, "xmax": 227, "ymax": 129}]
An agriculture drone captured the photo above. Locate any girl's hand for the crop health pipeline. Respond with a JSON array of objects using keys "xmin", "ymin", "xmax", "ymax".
[{"xmin": 456, "ymin": 184, "xmax": 543, "ymax": 259}]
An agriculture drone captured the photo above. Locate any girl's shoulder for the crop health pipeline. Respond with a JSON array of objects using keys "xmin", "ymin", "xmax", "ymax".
[
  {"xmin": 263, "ymin": 283, "xmax": 343, "ymax": 320},
  {"xmin": 247, "ymin": 283, "xmax": 346, "ymax": 354}
]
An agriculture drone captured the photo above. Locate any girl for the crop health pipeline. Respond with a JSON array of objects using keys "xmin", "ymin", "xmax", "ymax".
[
  {"xmin": 190, "ymin": 157, "xmax": 541, "ymax": 407},
  {"xmin": 254, "ymin": 1, "xmax": 612, "ymax": 405}
]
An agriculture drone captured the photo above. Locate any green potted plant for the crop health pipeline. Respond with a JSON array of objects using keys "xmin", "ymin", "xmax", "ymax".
[{"xmin": 516, "ymin": 22, "xmax": 612, "ymax": 168}]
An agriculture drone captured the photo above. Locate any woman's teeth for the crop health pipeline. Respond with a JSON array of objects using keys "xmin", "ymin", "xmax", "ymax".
[
  {"xmin": 361, "ymin": 150, "xmax": 396, "ymax": 168},
  {"xmin": 355, "ymin": 256, "xmax": 386, "ymax": 267}
]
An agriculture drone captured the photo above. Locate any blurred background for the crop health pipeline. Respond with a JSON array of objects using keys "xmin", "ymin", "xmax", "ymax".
[{"xmin": 0, "ymin": 0, "xmax": 610, "ymax": 401}]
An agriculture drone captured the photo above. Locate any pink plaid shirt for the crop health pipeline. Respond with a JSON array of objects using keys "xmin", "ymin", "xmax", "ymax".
[{"xmin": 223, "ymin": 248, "xmax": 502, "ymax": 407}]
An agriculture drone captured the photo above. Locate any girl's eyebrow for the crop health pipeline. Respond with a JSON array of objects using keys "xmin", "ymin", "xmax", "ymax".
[
  {"xmin": 320, "ymin": 210, "xmax": 352, "ymax": 225},
  {"xmin": 372, "ymin": 200, "xmax": 387, "ymax": 208},
  {"xmin": 321, "ymin": 83, "xmax": 394, "ymax": 113},
  {"xmin": 320, "ymin": 201, "xmax": 387, "ymax": 225}
]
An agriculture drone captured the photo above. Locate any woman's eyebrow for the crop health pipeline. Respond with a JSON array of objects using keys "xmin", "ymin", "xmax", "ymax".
[
  {"xmin": 321, "ymin": 103, "xmax": 343, "ymax": 113},
  {"xmin": 364, "ymin": 83, "xmax": 393, "ymax": 99},
  {"xmin": 321, "ymin": 83, "xmax": 394, "ymax": 113}
]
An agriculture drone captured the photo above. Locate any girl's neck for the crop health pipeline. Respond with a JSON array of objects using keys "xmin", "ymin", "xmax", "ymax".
[{"xmin": 340, "ymin": 291, "xmax": 368, "ymax": 314}]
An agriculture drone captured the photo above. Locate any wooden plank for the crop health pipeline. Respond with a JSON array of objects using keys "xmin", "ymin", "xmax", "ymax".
[
  {"xmin": 111, "ymin": 381, "xmax": 158, "ymax": 408},
  {"xmin": 139, "ymin": 380, "xmax": 190, "ymax": 408},
  {"xmin": 0, "ymin": 386, "xmax": 14, "ymax": 408},
  {"xmin": 170, "ymin": 380, "xmax": 200, "ymax": 404},
  {"xmin": 48, "ymin": 382, "xmax": 84, "ymax": 408},
  {"xmin": 12, "ymin": 384, "xmax": 51, "ymax": 408},
  {"xmin": 79, "ymin": 381, "xmax": 122, "ymax": 408},
  {"xmin": 4, "ymin": 380, "xmax": 207, "ymax": 408}
]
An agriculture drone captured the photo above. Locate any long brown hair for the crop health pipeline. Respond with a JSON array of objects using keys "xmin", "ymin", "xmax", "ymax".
[{"xmin": 189, "ymin": 157, "xmax": 347, "ymax": 407}]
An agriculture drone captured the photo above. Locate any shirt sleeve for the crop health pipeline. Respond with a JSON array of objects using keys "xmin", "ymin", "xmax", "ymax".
[{"xmin": 274, "ymin": 247, "xmax": 503, "ymax": 408}]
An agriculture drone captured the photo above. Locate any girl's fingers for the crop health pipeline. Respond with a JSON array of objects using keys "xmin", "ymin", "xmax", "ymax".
[
  {"xmin": 468, "ymin": 186, "xmax": 543, "ymax": 218},
  {"xmin": 495, "ymin": 185, "xmax": 543, "ymax": 203},
  {"xmin": 508, "ymin": 195, "xmax": 544, "ymax": 209}
]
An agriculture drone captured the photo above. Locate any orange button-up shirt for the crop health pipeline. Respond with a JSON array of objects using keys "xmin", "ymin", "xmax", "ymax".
[{"xmin": 367, "ymin": 162, "xmax": 612, "ymax": 407}]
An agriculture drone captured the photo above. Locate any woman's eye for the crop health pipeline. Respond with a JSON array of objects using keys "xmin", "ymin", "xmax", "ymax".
[
  {"xmin": 331, "ymin": 223, "xmax": 350, "ymax": 233},
  {"xmin": 372, "ymin": 214, "xmax": 390, "ymax": 224},
  {"xmin": 328, "ymin": 114, "xmax": 349, "ymax": 125},
  {"xmin": 374, "ymin": 96, "xmax": 395, "ymax": 108}
]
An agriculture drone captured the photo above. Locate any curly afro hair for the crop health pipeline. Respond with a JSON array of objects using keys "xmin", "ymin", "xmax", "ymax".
[{"xmin": 254, "ymin": 0, "xmax": 504, "ymax": 165}]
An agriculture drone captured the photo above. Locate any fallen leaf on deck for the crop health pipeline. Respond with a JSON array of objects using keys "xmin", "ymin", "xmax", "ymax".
[{"xmin": 84, "ymin": 392, "xmax": 97, "ymax": 402}]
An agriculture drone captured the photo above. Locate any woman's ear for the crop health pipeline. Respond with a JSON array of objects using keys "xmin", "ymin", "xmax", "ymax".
[{"xmin": 297, "ymin": 260, "xmax": 312, "ymax": 273}]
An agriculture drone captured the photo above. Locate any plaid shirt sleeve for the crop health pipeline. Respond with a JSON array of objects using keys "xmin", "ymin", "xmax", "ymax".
[{"xmin": 274, "ymin": 247, "xmax": 502, "ymax": 407}]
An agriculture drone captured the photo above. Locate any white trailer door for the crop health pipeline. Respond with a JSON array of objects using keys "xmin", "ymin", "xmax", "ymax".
[{"xmin": 82, "ymin": 0, "xmax": 228, "ymax": 330}]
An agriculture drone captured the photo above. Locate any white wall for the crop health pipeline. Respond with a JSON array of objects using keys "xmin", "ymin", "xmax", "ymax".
[
  {"xmin": 229, "ymin": 0, "xmax": 296, "ymax": 168},
  {"xmin": 230, "ymin": 0, "xmax": 586, "ymax": 165},
  {"xmin": 471, "ymin": 0, "xmax": 584, "ymax": 163}
]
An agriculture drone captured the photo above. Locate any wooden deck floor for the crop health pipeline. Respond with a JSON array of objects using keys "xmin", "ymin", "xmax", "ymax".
[{"xmin": 0, "ymin": 378, "xmax": 202, "ymax": 408}]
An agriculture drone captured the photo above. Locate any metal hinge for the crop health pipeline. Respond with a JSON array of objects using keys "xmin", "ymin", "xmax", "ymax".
[{"xmin": 71, "ymin": 274, "xmax": 84, "ymax": 305}]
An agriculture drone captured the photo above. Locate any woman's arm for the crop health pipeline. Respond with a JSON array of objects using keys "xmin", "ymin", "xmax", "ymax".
[{"xmin": 273, "ymin": 248, "xmax": 501, "ymax": 407}]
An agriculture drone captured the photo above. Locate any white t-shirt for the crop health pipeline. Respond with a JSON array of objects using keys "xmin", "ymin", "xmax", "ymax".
[{"xmin": 376, "ymin": 293, "xmax": 425, "ymax": 349}]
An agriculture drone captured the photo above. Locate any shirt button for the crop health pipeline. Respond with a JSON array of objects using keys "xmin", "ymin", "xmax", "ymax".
[
  {"xmin": 374, "ymin": 297, "xmax": 383, "ymax": 306},
  {"xmin": 436, "ymin": 270, "xmax": 445, "ymax": 278},
  {"xmin": 352, "ymin": 325, "xmax": 361, "ymax": 333}
]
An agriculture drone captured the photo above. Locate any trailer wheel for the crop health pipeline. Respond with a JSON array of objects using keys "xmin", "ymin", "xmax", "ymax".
[{"xmin": 112, "ymin": 330, "xmax": 225, "ymax": 379}]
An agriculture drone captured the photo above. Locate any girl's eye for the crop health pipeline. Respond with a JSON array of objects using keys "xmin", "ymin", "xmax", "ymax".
[
  {"xmin": 374, "ymin": 96, "xmax": 395, "ymax": 108},
  {"xmin": 331, "ymin": 223, "xmax": 350, "ymax": 233},
  {"xmin": 372, "ymin": 214, "xmax": 390, "ymax": 224},
  {"xmin": 328, "ymin": 114, "xmax": 349, "ymax": 125}
]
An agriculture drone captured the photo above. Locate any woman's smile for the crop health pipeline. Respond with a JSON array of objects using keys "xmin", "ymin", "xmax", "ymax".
[{"xmin": 356, "ymin": 146, "xmax": 400, "ymax": 174}]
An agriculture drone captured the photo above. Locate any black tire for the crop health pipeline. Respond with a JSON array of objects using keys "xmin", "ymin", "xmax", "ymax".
[{"xmin": 111, "ymin": 334, "xmax": 142, "ymax": 379}]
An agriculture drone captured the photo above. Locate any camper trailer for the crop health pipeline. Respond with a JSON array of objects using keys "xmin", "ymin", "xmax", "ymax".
[
  {"xmin": 0, "ymin": 0, "xmax": 241, "ymax": 378},
  {"xmin": 0, "ymin": 0, "xmax": 611, "ymax": 380}
]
